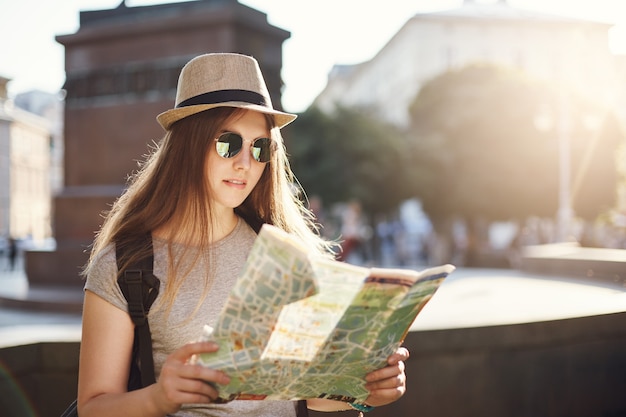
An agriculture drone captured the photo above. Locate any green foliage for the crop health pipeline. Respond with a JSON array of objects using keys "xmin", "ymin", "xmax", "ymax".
[
  {"xmin": 283, "ymin": 106, "xmax": 413, "ymax": 217},
  {"xmin": 407, "ymin": 63, "xmax": 624, "ymax": 226}
]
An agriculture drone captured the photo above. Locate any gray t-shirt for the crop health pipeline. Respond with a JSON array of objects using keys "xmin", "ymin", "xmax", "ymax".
[{"xmin": 85, "ymin": 218, "xmax": 298, "ymax": 417}]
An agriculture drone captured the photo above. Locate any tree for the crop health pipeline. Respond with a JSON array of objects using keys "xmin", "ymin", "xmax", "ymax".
[
  {"xmin": 407, "ymin": 63, "xmax": 624, "ymax": 262},
  {"xmin": 283, "ymin": 106, "xmax": 414, "ymax": 220}
]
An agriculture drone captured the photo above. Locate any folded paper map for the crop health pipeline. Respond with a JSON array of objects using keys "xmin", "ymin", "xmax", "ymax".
[{"xmin": 195, "ymin": 224, "xmax": 454, "ymax": 405}]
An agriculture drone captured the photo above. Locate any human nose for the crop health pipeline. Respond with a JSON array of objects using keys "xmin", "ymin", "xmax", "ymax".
[{"xmin": 233, "ymin": 141, "xmax": 253, "ymax": 169}]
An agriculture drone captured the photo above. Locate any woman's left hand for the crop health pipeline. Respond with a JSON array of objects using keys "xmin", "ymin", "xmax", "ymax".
[{"xmin": 363, "ymin": 346, "xmax": 409, "ymax": 407}]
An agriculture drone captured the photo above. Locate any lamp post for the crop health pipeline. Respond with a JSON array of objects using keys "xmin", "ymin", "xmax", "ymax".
[
  {"xmin": 534, "ymin": 90, "xmax": 574, "ymax": 242},
  {"xmin": 535, "ymin": 92, "xmax": 602, "ymax": 243},
  {"xmin": 556, "ymin": 88, "xmax": 573, "ymax": 242}
]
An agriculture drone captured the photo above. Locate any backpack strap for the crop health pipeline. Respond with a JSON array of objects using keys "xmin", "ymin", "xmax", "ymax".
[
  {"xmin": 296, "ymin": 399, "xmax": 309, "ymax": 417},
  {"xmin": 116, "ymin": 234, "xmax": 160, "ymax": 389}
]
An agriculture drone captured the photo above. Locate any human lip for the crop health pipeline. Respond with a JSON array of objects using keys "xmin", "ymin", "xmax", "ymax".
[{"xmin": 224, "ymin": 178, "xmax": 247, "ymax": 188}]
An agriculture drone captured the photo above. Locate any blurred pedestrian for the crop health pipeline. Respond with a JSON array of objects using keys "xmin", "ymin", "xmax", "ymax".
[
  {"xmin": 338, "ymin": 200, "xmax": 365, "ymax": 262},
  {"xmin": 7, "ymin": 238, "xmax": 17, "ymax": 271}
]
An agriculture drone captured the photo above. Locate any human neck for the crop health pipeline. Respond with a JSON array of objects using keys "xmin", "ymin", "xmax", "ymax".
[
  {"xmin": 212, "ymin": 211, "xmax": 239, "ymax": 242},
  {"xmin": 153, "ymin": 211, "xmax": 239, "ymax": 245}
]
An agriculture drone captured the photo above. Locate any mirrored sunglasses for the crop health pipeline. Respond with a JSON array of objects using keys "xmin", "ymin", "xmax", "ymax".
[{"xmin": 214, "ymin": 132, "xmax": 274, "ymax": 163}]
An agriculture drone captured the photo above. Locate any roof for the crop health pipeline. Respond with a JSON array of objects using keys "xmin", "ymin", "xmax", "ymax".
[
  {"xmin": 417, "ymin": 0, "xmax": 613, "ymax": 26},
  {"xmin": 78, "ymin": 0, "xmax": 243, "ymax": 27}
]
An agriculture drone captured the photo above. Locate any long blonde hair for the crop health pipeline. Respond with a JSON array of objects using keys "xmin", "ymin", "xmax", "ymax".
[{"xmin": 83, "ymin": 107, "xmax": 335, "ymax": 312}]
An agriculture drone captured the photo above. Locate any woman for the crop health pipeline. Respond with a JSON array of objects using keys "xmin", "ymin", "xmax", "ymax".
[{"xmin": 77, "ymin": 53, "xmax": 408, "ymax": 417}]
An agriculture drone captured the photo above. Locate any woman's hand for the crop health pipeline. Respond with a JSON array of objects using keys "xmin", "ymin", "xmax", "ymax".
[
  {"xmin": 151, "ymin": 342, "xmax": 231, "ymax": 414},
  {"xmin": 363, "ymin": 346, "xmax": 409, "ymax": 407},
  {"xmin": 80, "ymin": 293, "xmax": 229, "ymax": 417}
]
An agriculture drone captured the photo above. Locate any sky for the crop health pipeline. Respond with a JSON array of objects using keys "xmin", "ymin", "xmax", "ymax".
[{"xmin": 1, "ymin": 0, "xmax": 626, "ymax": 113}]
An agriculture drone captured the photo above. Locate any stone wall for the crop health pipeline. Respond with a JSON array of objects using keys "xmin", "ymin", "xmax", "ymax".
[
  {"xmin": 3, "ymin": 311, "xmax": 626, "ymax": 417},
  {"xmin": 0, "ymin": 342, "xmax": 79, "ymax": 417}
]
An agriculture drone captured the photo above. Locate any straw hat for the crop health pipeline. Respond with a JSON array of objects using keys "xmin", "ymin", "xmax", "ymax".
[{"xmin": 157, "ymin": 53, "xmax": 296, "ymax": 130}]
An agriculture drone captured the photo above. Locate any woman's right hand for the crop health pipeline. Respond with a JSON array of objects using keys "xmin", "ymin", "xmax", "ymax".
[{"xmin": 153, "ymin": 341, "xmax": 231, "ymax": 414}]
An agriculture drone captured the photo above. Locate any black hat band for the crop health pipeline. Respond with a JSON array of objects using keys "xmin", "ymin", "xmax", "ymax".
[{"xmin": 177, "ymin": 89, "xmax": 269, "ymax": 108}]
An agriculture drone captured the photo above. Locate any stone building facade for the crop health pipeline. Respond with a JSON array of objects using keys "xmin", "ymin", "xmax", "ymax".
[
  {"xmin": 0, "ymin": 77, "xmax": 59, "ymax": 244},
  {"xmin": 314, "ymin": 0, "xmax": 625, "ymax": 128}
]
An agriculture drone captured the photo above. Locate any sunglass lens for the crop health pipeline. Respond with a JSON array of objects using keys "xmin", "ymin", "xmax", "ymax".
[
  {"xmin": 216, "ymin": 133, "xmax": 242, "ymax": 158},
  {"xmin": 252, "ymin": 137, "xmax": 272, "ymax": 162}
]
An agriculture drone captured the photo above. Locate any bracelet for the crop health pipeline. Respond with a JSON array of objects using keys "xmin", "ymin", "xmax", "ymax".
[{"xmin": 349, "ymin": 403, "xmax": 375, "ymax": 413}]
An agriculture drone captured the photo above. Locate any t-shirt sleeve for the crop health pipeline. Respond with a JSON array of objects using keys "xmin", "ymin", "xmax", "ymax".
[{"xmin": 84, "ymin": 244, "xmax": 128, "ymax": 313}]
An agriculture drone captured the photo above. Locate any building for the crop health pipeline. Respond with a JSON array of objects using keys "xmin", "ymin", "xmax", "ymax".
[
  {"xmin": 14, "ymin": 90, "xmax": 64, "ymax": 195},
  {"xmin": 0, "ymin": 77, "xmax": 58, "ymax": 243},
  {"xmin": 26, "ymin": 0, "xmax": 291, "ymax": 286},
  {"xmin": 314, "ymin": 0, "xmax": 626, "ymax": 128}
]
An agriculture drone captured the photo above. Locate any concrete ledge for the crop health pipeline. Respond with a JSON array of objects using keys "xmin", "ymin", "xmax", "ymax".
[
  {"xmin": 2, "ymin": 312, "xmax": 623, "ymax": 417},
  {"xmin": 521, "ymin": 243, "xmax": 626, "ymax": 285},
  {"xmin": 0, "ymin": 285, "xmax": 83, "ymax": 314},
  {"xmin": 311, "ymin": 311, "xmax": 626, "ymax": 417},
  {"xmin": 25, "ymin": 247, "xmax": 89, "ymax": 288},
  {"xmin": 0, "ymin": 326, "xmax": 81, "ymax": 417}
]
